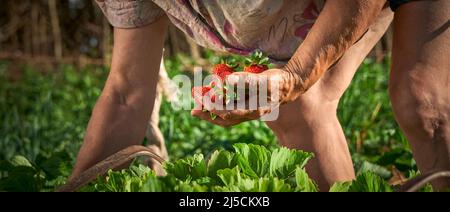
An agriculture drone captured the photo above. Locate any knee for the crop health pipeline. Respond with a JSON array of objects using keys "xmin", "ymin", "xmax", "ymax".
[
  {"xmin": 389, "ymin": 65, "xmax": 448, "ymax": 141},
  {"xmin": 297, "ymin": 91, "xmax": 340, "ymax": 121},
  {"xmin": 268, "ymin": 88, "xmax": 339, "ymax": 131}
]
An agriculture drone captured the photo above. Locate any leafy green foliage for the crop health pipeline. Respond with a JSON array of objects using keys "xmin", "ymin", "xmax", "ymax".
[
  {"xmin": 0, "ymin": 63, "xmax": 106, "ymax": 162},
  {"xmin": 207, "ymin": 150, "xmax": 236, "ymax": 181},
  {"xmin": 0, "ymin": 57, "xmax": 421, "ymax": 192},
  {"xmin": 294, "ymin": 167, "xmax": 318, "ymax": 192},
  {"xmin": 329, "ymin": 172, "xmax": 393, "ymax": 192},
  {"xmin": 270, "ymin": 147, "xmax": 312, "ymax": 178},
  {"xmin": 348, "ymin": 172, "xmax": 393, "ymax": 192},
  {"xmin": 83, "ymin": 143, "xmax": 315, "ymax": 192},
  {"xmin": 80, "ymin": 165, "xmax": 157, "ymax": 192},
  {"xmin": 233, "ymin": 143, "xmax": 271, "ymax": 178},
  {"xmin": 215, "ymin": 167, "xmax": 294, "ymax": 192},
  {"xmin": 356, "ymin": 161, "xmax": 391, "ymax": 179},
  {"xmin": 0, "ymin": 151, "xmax": 71, "ymax": 191},
  {"xmin": 329, "ymin": 182, "xmax": 352, "ymax": 192},
  {"xmin": 164, "ymin": 154, "xmax": 207, "ymax": 181},
  {"xmin": 404, "ymin": 170, "xmax": 433, "ymax": 192}
]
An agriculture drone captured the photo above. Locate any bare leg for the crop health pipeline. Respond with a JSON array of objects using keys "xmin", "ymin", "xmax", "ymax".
[
  {"xmin": 389, "ymin": 0, "xmax": 450, "ymax": 190},
  {"xmin": 266, "ymin": 8, "xmax": 393, "ymax": 191},
  {"xmin": 145, "ymin": 59, "xmax": 169, "ymax": 175},
  {"xmin": 70, "ymin": 17, "xmax": 168, "ymax": 179}
]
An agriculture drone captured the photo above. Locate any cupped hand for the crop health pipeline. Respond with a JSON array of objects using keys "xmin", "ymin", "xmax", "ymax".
[{"xmin": 191, "ymin": 68, "xmax": 304, "ymax": 127}]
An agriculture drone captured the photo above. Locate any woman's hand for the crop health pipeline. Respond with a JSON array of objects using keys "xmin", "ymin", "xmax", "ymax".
[{"xmin": 191, "ymin": 68, "xmax": 305, "ymax": 127}]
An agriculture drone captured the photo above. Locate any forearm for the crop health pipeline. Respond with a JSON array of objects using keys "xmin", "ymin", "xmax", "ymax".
[
  {"xmin": 283, "ymin": 0, "xmax": 385, "ymax": 98},
  {"xmin": 71, "ymin": 17, "xmax": 168, "ymax": 178}
]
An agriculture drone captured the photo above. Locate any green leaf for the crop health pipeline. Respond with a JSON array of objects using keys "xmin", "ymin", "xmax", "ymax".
[
  {"xmin": 377, "ymin": 148, "xmax": 415, "ymax": 172},
  {"xmin": 348, "ymin": 172, "xmax": 393, "ymax": 192},
  {"xmin": 105, "ymin": 170, "xmax": 129, "ymax": 192},
  {"xmin": 83, "ymin": 164, "xmax": 156, "ymax": 192},
  {"xmin": 260, "ymin": 57, "xmax": 269, "ymax": 64},
  {"xmin": 140, "ymin": 172, "xmax": 164, "ymax": 192},
  {"xmin": 10, "ymin": 155, "xmax": 33, "ymax": 168},
  {"xmin": 36, "ymin": 151, "xmax": 71, "ymax": 180},
  {"xmin": 269, "ymin": 147, "xmax": 313, "ymax": 178},
  {"xmin": 357, "ymin": 161, "xmax": 391, "ymax": 179},
  {"xmin": 216, "ymin": 167, "xmax": 293, "ymax": 192},
  {"xmin": 233, "ymin": 143, "xmax": 270, "ymax": 178},
  {"xmin": 258, "ymin": 177, "xmax": 293, "ymax": 192},
  {"xmin": 207, "ymin": 150, "xmax": 236, "ymax": 180},
  {"xmin": 164, "ymin": 154, "xmax": 207, "ymax": 181},
  {"xmin": 329, "ymin": 182, "xmax": 352, "ymax": 192},
  {"xmin": 130, "ymin": 164, "xmax": 152, "ymax": 177},
  {"xmin": 217, "ymin": 167, "xmax": 241, "ymax": 187},
  {"xmin": 416, "ymin": 184, "xmax": 433, "ymax": 192},
  {"xmin": 175, "ymin": 181, "xmax": 209, "ymax": 192},
  {"xmin": 294, "ymin": 167, "xmax": 318, "ymax": 192}
]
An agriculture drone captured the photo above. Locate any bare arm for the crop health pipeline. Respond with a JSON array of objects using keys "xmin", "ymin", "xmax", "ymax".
[
  {"xmin": 193, "ymin": 0, "xmax": 386, "ymax": 126},
  {"xmin": 71, "ymin": 17, "xmax": 168, "ymax": 178},
  {"xmin": 283, "ymin": 0, "xmax": 385, "ymax": 101}
]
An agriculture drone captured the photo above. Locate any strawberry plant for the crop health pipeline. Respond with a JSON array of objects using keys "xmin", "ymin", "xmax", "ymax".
[
  {"xmin": 79, "ymin": 143, "xmax": 417, "ymax": 192},
  {"xmin": 0, "ymin": 56, "xmax": 430, "ymax": 192},
  {"xmin": 81, "ymin": 143, "xmax": 318, "ymax": 192}
]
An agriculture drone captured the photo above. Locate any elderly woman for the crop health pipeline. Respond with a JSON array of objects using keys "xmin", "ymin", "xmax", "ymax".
[{"xmin": 71, "ymin": 0, "xmax": 450, "ymax": 190}]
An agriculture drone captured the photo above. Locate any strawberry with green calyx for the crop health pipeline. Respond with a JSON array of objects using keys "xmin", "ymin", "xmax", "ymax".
[
  {"xmin": 191, "ymin": 86, "xmax": 218, "ymax": 120},
  {"xmin": 213, "ymin": 83, "xmax": 240, "ymax": 104},
  {"xmin": 191, "ymin": 86, "xmax": 216, "ymax": 108},
  {"xmin": 209, "ymin": 58, "xmax": 237, "ymax": 107},
  {"xmin": 244, "ymin": 51, "xmax": 270, "ymax": 74},
  {"xmin": 212, "ymin": 58, "xmax": 238, "ymax": 81}
]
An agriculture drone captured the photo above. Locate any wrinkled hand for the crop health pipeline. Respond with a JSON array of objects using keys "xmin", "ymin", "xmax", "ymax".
[{"xmin": 191, "ymin": 68, "xmax": 304, "ymax": 127}]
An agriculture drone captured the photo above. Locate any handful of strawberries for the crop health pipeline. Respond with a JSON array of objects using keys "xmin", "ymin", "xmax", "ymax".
[{"xmin": 191, "ymin": 51, "xmax": 271, "ymax": 117}]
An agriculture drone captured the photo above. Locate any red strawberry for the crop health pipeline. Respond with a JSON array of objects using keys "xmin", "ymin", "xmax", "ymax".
[
  {"xmin": 191, "ymin": 86, "xmax": 216, "ymax": 108},
  {"xmin": 244, "ymin": 51, "xmax": 270, "ymax": 74},
  {"xmin": 191, "ymin": 86, "xmax": 211, "ymax": 98},
  {"xmin": 244, "ymin": 64, "xmax": 269, "ymax": 74},
  {"xmin": 213, "ymin": 64, "xmax": 234, "ymax": 81},
  {"xmin": 212, "ymin": 59, "xmax": 238, "ymax": 82}
]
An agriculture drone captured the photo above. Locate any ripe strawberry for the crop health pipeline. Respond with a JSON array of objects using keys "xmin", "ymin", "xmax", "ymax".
[
  {"xmin": 213, "ymin": 64, "xmax": 234, "ymax": 81},
  {"xmin": 191, "ymin": 86, "xmax": 212, "ymax": 98},
  {"xmin": 212, "ymin": 59, "xmax": 237, "ymax": 81},
  {"xmin": 191, "ymin": 86, "xmax": 215, "ymax": 108},
  {"xmin": 244, "ymin": 51, "xmax": 270, "ymax": 74},
  {"xmin": 244, "ymin": 64, "xmax": 268, "ymax": 74}
]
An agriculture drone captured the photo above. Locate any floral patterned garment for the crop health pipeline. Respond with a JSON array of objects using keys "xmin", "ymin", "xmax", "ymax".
[{"xmin": 96, "ymin": 0, "xmax": 325, "ymax": 63}]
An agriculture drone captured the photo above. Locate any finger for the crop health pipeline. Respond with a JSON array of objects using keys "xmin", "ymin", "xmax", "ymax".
[
  {"xmin": 224, "ymin": 72, "xmax": 247, "ymax": 86},
  {"xmin": 193, "ymin": 110, "xmax": 246, "ymax": 127},
  {"xmin": 225, "ymin": 72, "xmax": 260, "ymax": 88},
  {"xmin": 208, "ymin": 91, "xmax": 274, "ymax": 120},
  {"xmin": 210, "ymin": 109, "xmax": 247, "ymax": 120},
  {"xmin": 191, "ymin": 108, "xmax": 203, "ymax": 116},
  {"xmin": 210, "ymin": 107, "xmax": 272, "ymax": 121},
  {"xmin": 199, "ymin": 112, "xmax": 245, "ymax": 127},
  {"xmin": 226, "ymin": 73, "xmax": 275, "ymax": 105}
]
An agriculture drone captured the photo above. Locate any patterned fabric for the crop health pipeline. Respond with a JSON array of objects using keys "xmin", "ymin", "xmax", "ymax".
[{"xmin": 96, "ymin": 0, "xmax": 325, "ymax": 63}]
